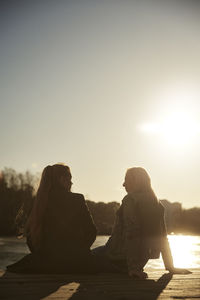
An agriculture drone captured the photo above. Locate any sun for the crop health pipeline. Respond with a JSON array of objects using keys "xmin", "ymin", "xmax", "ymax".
[
  {"xmin": 140, "ymin": 111, "xmax": 200, "ymax": 148},
  {"xmin": 159, "ymin": 112, "xmax": 199, "ymax": 146}
]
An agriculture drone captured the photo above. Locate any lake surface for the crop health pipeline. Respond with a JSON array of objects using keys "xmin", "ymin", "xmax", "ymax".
[{"xmin": 0, "ymin": 235, "xmax": 199, "ymax": 270}]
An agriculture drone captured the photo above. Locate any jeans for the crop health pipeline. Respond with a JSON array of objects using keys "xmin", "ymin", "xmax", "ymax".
[{"xmin": 92, "ymin": 245, "xmax": 127, "ymax": 273}]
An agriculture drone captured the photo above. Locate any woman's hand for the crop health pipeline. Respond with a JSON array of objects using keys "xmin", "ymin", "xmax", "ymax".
[
  {"xmin": 168, "ymin": 267, "xmax": 192, "ymax": 274},
  {"xmin": 129, "ymin": 270, "xmax": 148, "ymax": 279}
]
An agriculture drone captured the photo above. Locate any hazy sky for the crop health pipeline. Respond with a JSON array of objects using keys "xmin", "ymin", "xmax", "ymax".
[{"xmin": 1, "ymin": 0, "xmax": 200, "ymax": 208}]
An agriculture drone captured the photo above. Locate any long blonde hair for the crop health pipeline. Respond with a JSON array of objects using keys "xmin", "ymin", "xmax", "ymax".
[
  {"xmin": 126, "ymin": 167, "xmax": 152, "ymax": 192},
  {"xmin": 26, "ymin": 164, "xmax": 71, "ymax": 250}
]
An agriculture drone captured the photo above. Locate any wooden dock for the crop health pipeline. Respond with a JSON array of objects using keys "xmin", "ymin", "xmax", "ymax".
[{"xmin": 0, "ymin": 268, "xmax": 199, "ymax": 300}]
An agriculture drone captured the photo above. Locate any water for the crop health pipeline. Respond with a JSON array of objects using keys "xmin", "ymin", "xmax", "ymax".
[{"xmin": 0, "ymin": 235, "xmax": 199, "ymax": 270}]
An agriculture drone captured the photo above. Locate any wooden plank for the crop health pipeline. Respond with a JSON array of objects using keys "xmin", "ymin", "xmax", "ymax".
[{"xmin": 0, "ymin": 269, "xmax": 199, "ymax": 300}]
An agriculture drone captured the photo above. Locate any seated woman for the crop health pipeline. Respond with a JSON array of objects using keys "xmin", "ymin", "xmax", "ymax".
[
  {"xmin": 92, "ymin": 167, "xmax": 191, "ymax": 279},
  {"xmin": 7, "ymin": 164, "xmax": 97, "ymax": 273}
]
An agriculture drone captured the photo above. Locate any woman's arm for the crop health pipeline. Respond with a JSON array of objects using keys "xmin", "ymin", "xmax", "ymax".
[
  {"xmin": 160, "ymin": 236, "xmax": 174, "ymax": 271},
  {"xmin": 159, "ymin": 210, "xmax": 174, "ymax": 270},
  {"xmin": 161, "ymin": 237, "xmax": 191, "ymax": 274},
  {"xmin": 79, "ymin": 195, "xmax": 97, "ymax": 248},
  {"xmin": 160, "ymin": 210, "xmax": 191, "ymax": 274}
]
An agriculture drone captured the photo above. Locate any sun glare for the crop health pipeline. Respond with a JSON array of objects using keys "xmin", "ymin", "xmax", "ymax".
[
  {"xmin": 168, "ymin": 235, "xmax": 199, "ymax": 268},
  {"xmin": 145, "ymin": 235, "xmax": 199, "ymax": 269},
  {"xmin": 140, "ymin": 112, "xmax": 200, "ymax": 147}
]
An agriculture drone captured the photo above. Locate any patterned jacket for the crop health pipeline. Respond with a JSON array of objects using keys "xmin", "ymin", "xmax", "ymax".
[{"xmin": 105, "ymin": 191, "xmax": 173, "ymax": 271}]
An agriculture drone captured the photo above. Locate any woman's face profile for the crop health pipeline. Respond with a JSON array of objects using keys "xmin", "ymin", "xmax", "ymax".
[{"xmin": 123, "ymin": 173, "xmax": 134, "ymax": 194}]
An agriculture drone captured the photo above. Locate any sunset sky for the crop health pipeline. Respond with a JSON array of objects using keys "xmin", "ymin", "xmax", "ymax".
[{"xmin": 1, "ymin": 0, "xmax": 200, "ymax": 208}]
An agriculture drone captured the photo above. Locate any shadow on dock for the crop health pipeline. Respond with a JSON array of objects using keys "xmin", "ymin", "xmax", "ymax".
[{"xmin": 0, "ymin": 271, "xmax": 173, "ymax": 300}]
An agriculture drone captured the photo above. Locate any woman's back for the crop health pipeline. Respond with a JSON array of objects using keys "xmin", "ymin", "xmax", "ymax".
[{"xmin": 39, "ymin": 188, "xmax": 96, "ymax": 256}]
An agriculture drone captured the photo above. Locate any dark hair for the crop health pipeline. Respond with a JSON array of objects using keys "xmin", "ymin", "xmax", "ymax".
[{"xmin": 26, "ymin": 164, "xmax": 71, "ymax": 250}]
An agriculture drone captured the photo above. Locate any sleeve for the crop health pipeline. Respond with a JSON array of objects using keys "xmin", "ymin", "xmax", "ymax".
[
  {"xmin": 79, "ymin": 195, "xmax": 97, "ymax": 248},
  {"xmin": 160, "ymin": 208, "xmax": 174, "ymax": 270},
  {"xmin": 122, "ymin": 197, "xmax": 142, "ymax": 272}
]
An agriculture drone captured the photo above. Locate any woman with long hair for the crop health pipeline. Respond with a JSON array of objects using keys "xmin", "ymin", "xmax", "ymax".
[
  {"xmin": 7, "ymin": 164, "xmax": 97, "ymax": 273},
  {"xmin": 92, "ymin": 167, "xmax": 191, "ymax": 279}
]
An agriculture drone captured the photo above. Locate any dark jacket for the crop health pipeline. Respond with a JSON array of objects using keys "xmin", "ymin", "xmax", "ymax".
[
  {"xmin": 35, "ymin": 188, "xmax": 97, "ymax": 256},
  {"xmin": 7, "ymin": 189, "xmax": 97, "ymax": 273}
]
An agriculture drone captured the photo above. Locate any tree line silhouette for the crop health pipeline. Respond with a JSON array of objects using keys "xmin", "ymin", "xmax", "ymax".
[{"xmin": 0, "ymin": 168, "xmax": 199, "ymax": 236}]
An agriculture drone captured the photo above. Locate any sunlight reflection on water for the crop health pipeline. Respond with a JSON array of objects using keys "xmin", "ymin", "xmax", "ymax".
[{"xmin": 167, "ymin": 235, "xmax": 200, "ymax": 268}]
